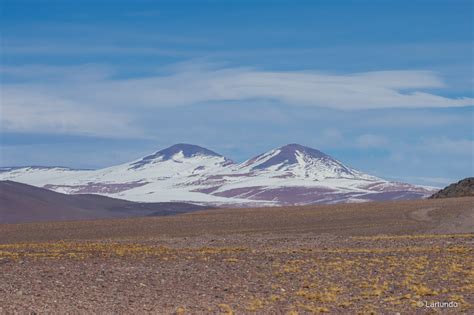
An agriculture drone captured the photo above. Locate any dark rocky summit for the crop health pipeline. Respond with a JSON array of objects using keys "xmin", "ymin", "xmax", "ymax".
[{"xmin": 430, "ymin": 177, "xmax": 474, "ymax": 199}]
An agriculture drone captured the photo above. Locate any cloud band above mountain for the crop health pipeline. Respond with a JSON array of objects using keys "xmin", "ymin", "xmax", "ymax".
[{"xmin": 1, "ymin": 63, "xmax": 473, "ymax": 137}]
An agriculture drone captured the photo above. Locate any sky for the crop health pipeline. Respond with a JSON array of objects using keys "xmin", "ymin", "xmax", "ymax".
[{"xmin": 1, "ymin": 0, "xmax": 473, "ymax": 187}]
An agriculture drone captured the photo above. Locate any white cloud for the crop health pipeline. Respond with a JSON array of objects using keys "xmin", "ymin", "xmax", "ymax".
[
  {"xmin": 0, "ymin": 64, "xmax": 114, "ymax": 82},
  {"xmin": 322, "ymin": 128, "xmax": 344, "ymax": 142},
  {"xmin": 356, "ymin": 134, "xmax": 388, "ymax": 148},
  {"xmin": 0, "ymin": 88, "xmax": 144, "ymax": 138},
  {"xmin": 1, "ymin": 63, "xmax": 472, "ymax": 136},
  {"xmin": 419, "ymin": 137, "xmax": 474, "ymax": 156},
  {"xmin": 2, "ymin": 44, "xmax": 194, "ymax": 57}
]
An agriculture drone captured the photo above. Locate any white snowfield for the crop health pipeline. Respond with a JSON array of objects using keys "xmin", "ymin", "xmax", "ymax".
[{"xmin": 0, "ymin": 144, "xmax": 437, "ymax": 206}]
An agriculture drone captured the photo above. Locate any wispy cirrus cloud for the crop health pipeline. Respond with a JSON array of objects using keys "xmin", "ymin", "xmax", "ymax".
[
  {"xmin": 355, "ymin": 134, "xmax": 388, "ymax": 148},
  {"xmin": 419, "ymin": 137, "xmax": 474, "ymax": 155},
  {"xmin": 1, "ymin": 44, "xmax": 193, "ymax": 57},
  {"xmin": 1, "ymin": 85, "xmax": 144, "ymax": 138},
  {"xmin": 1, "ymin": 63, "xmax": 473, "ymax": 137}
]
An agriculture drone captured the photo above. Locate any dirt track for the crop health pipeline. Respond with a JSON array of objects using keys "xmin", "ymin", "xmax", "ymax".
[{"xmin": 0, "ymin": 197, "xmax": 473, "ymax": 314}]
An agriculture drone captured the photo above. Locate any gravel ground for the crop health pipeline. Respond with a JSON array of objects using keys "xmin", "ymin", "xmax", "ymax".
[{"xmin": 0, "ymin": 197, "xmax": 473, "ymax": 314}]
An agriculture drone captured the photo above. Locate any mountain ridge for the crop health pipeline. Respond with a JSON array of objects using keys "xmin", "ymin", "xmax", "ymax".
[
  {"xmin": 0, "ymin": 143, "xmax": 437, "ymax": 206},
  {"xmin": 0, "ymin": 180, "xmax": 210, "ymax": 223}
]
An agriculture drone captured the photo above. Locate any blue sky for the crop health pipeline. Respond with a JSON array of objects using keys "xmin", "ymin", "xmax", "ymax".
[{"xmin": 1, "ymin": 0, "xmax": 473, "ymax": 186}]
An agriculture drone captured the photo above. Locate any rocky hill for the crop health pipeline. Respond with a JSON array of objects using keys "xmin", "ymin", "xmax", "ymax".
[{"xmin": 430, "ymin": 177, "xmax": 474, "ymax": 199}]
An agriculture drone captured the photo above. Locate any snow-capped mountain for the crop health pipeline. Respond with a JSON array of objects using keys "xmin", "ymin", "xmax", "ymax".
[
  {"xmin": 236, "ymin": 144, "xmax": 375, "ymax": 180},
  {"xmin": 0, "ymin": 143, "xmax": 437, "ymax": 206},
  {"xmin": 129, "ymin": 143, "xmax": 233, "ymax": 170}
]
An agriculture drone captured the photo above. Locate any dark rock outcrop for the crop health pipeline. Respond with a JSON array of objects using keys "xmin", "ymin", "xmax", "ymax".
[{"xmin": 430, "ymin": 177, "xmax": 474, "ymax": 199}]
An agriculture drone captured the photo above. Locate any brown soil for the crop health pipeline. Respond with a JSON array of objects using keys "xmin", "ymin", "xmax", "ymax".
[{"xmin": 0, "ymin": 197, "xmax": 473, "ymax": 314}]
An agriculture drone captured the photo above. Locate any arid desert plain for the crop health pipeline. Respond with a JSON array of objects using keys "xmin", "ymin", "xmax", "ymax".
[{"xmin": 1, "ymin": 197, "xmax": 473, "ymax": 314}]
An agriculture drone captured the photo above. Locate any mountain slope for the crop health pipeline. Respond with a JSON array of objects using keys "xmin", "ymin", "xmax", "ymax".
[
  {"xmin": 429, "ymin": 177, "xmax": 474, "ymax": 199},
  {"xmin": 129, "ymin": 143, "xmax": 233, "ymax": 169},
  {"xmin": 235, "ymin": 144, "xmax": 376, "ymax": 180},
  {"xmin": 193, "ymin": 144, "xmax": 433, "ymax": 205},
  {"xmin": 238, "ymin": 144, "xmax": 365, "ymax": 179},
  {"xmin": 0, "ymin": 180, "xmax": 210, "ymax": 223},
  {"xmin": 0, "ymin": 144, "xmax": 437, "ymax": 206}
]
